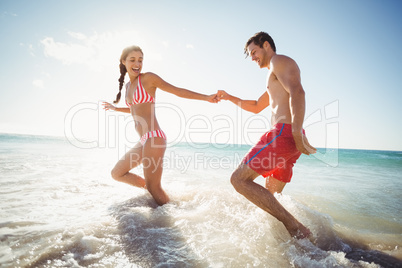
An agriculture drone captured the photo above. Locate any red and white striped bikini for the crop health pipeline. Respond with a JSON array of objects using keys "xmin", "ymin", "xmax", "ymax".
[
  {"xmin": 139, "ymin": 129, "xmax": 166, "ymax": 145},
  {"xmin": 125, "ymin": 74, "xmax": 155, "ymax": 105},
  {"xmin": 126, "ymin": 75, "xmax": 166, "ymax": 146}
]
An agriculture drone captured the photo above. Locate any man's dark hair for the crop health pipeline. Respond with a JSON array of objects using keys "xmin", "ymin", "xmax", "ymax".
[{"xmin": 244, "ymin": 31, "xmax": 276, "ymax": 57}]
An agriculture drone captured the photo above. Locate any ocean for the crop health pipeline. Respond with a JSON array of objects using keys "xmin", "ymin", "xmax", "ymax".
[{"xmin": 0, "ymin": 133, "xmax": 401, "ymax": 268}]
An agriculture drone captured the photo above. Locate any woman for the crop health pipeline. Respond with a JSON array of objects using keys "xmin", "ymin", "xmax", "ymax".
[{"xmin": 103, "ymin": 45, "xmax": 218, "ymax": 205}]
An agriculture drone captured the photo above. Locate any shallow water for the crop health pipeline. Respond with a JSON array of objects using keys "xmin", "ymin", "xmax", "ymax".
[{"xmin": 0, "ymin": 134, "xmax": 401, "ymax": 267}]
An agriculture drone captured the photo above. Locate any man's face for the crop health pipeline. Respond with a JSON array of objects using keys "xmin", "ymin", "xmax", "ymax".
[{"xmin": 247, "ymin": 42, "xmax": 268, "ymax": 69}]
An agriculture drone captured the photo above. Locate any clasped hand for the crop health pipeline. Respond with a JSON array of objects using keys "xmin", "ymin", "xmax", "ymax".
[{"xmin": 208, "ymin": 90, "xmax": 230, "ymax": 103}]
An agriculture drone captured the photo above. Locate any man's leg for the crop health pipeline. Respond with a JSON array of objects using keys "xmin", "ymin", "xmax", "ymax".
[
  {"xmin": 230, "ymin": 163, "xmax": 311, "ymax": 239},
  {"xmin": 265, "ymin": 176, "xmax": 286, "ymax": 194}
]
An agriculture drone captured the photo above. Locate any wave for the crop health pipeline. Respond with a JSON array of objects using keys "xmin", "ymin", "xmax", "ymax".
[{"xmin": 15, "ymin": 185, "xmax": 400, "ymax": 268}]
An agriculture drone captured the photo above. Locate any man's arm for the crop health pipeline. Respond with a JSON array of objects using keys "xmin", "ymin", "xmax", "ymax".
[
  {"xmin": 217, "ymin": 90, "xmax": 269, "ymax": 114},
  {"xmin": 271, "ymin": 55, "xmax": 316, "ymax": 155}
]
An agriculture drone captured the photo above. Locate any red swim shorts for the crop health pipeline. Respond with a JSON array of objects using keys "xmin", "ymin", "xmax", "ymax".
[{"xmin": 242, "ymin": 123, "xmax": 303, "ymax": 183}]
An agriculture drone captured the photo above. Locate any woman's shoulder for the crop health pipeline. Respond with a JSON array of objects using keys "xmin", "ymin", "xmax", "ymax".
[
  {"xmin": 141, "ymin": 72, "xmax": 159, "ymax": 79},
  {"xmin": 141, "ymin": 72, "xmax": 163, "ymax": 84}
]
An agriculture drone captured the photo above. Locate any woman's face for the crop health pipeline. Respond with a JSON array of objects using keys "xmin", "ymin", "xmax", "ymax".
[{"xmin": 122, "ymin": 50, "xmax": 143, "ymax": 77}]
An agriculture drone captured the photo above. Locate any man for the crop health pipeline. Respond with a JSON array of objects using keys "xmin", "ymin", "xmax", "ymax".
[{"xmin": 218, "ymin": 31, "xmax": 316, "ymax": 239}]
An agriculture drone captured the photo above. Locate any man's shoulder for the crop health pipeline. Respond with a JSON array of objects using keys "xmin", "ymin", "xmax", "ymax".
[
  {"xmin": 271, "ymin": 54, "xmax": 296, "ymax": 64},
  {"xmin": 271, "ymin": 54, "xmax": 299, "ymax": 73}
]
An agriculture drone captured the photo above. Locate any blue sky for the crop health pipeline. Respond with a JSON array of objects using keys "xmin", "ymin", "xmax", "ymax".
[{"xmin": 1, "ymin": 0, "xmax": 401, "ymax": 151}]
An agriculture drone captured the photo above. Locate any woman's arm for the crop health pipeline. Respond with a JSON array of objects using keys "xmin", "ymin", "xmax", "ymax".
[
  {"xmin": 150, "ymin": 73, "xmax": 218, "ymax": 103},
  {"xmin": 125, "ymin": 82, "xmax": 134, "ymax": 107},
  {"xmin": 217, "ymin": 90, "xmax": 269, "ymax": 114},
  {"xmin": 102, "ymin": 102, "xmax": 131, "ymax": 113}
]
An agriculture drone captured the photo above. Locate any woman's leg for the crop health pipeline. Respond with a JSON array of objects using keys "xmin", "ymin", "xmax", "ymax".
[
  {"xmin": 142, "ymin": 137, "xmax": 169, "ymax": 205},
  {"xmin": 111, "ymin": 142, "xmax": 146, "ymax": 188}
]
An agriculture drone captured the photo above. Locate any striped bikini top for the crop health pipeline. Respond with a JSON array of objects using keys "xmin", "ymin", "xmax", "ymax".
[{"xmin": 125, "ymin": 75, "xmax": 155, "ymax": 106}]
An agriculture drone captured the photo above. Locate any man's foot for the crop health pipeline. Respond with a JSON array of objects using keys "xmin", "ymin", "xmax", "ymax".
[{"xmin": 287, "ymin": 222, "xmax": 311, "ymax": 239}]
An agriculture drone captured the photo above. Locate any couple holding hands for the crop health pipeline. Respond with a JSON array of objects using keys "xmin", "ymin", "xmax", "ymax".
[{"xmin": 103, "ymin": 31, "xmax": 316, "ymax": 239}]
